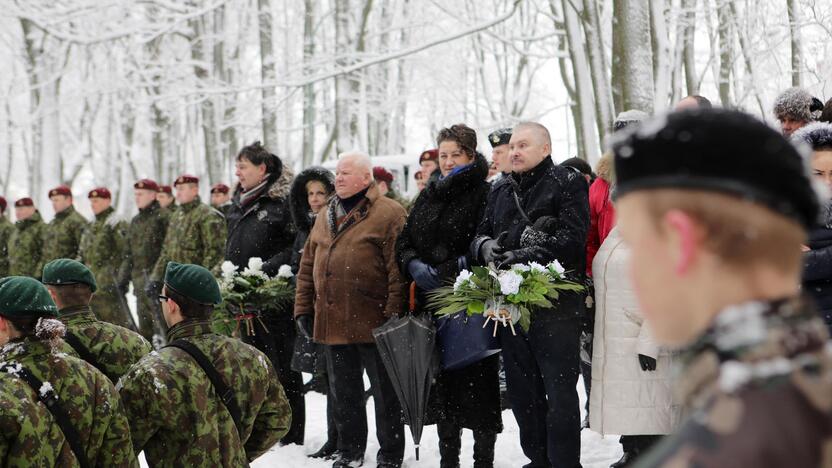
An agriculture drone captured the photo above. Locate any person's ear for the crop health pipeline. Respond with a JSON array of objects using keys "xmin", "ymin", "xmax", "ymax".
[
  {"xmin": 663, "ymin": 210, "xmax": 700, "ymax": 275},
  {"xmin": 46, "ymin": 288, "xmax": 60, "ymax": 307}
]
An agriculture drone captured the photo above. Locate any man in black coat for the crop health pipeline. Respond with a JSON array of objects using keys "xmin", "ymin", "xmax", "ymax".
[
  {"xmin": 224, "ymin": 141, "xmax": 304, "ymax": 445},
  {"xmin": 470, "ymin": 122, "xmax": 589, "ymax": 468}
]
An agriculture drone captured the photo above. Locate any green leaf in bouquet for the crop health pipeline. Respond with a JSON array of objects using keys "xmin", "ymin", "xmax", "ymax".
[
  {"xmin": 518, "ymin": 306, "xmax": 531, "ymax": 332},
  {"xmin": 233, "ymin": 276, "xmax": 253, "ymax": 289},
  {"xmin": 467, "ymin": 301, "xmax": 485, "ymax": 315},
  {"xmin": 471, "ymin": 266, "xmax": 489, "ymax": 279}
]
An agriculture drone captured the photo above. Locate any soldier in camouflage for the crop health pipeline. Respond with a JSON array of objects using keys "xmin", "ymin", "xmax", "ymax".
[
  {"xmin": 0, "ymin": 276, "xmax": 138, "ymax": 467},
  {"xmin": 119, "ymin": 179, "xmax": 170, "ymax": 343},
  {"xmin": 610, "ymin": 109, "xmax": 832, "ymax": 468},
  {"xmin": 156, "ymin": 184, "xmax": 176, "ymax": 212},
  {"xmin": 42, "ymin": 259, "xmax": 152, "ymax": 383},
  {"xmin": 78, "ymin": 187, "xmax": 133, "ymax": 330},
  {"xmin": 118, "ymin": 262, "xmax": 290, "ymax": 466},
  {"xmin": 7, "ymin": 198, "xmax": 46, "ymax": 278},
  {"xmin": 0, "ymin": 196, "xmax": 14, "ymax": 277},
  {"xmin": 146, "ymin": 175, "xmax": 226, "ymax": 297},
  {"xmin": 210, "ymin": 183, "xmax": 232, "ymax": 218},
  {"xmin": 40, "ymin": 185, "xmax": 88, "ymax": 273}
]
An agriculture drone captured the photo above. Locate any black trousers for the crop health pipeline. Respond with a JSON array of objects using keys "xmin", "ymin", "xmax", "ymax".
[
  {"xmin": 501, "ymin": 315, "xmax": 582, "ymax": 468},
  {"xmin": 242, "ymin": 310, "xmax": 306, "ymax": 445},
  {"xmin": 325, "ymin": 343, "xmax": 405, "ymax": 464}
]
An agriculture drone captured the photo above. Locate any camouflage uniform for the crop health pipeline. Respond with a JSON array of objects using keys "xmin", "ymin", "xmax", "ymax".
[
  {"xmin": 0, "ymin": 371, "xmax": 72, "ymax": 466},
  {"xmin": 635, "ymin": 297, "xmax": 832, "ymax": 468},
  {"xmin": 8, "ymin": 211, "xmax": 46, "ymax": 278},
  {"xmin": 79, "ymin": 206, "xmax": 132, "ymax": 330},
  {"xmin": 0, "ymin": 336, "xmax": 138, "ymax": 467},
  {"xmin": 0, "ymin": 215, "xmax": 12, "ymax": 277},
  {"xmin": 119, "ymin": 201, "xmax": 169, "ymax": 341},
  {"xmin": 386, "ymin": 190, "xmax": 412, "ymax": 212},
  {"xmin": 58, "ymin": 304, "xmax": 152, "ymax": 383},
  {"xmin": 40, "ymin": 205, "xmax": 88, "ymax": 271},
  {"xmin": 150, "ymin": 197, "xmax": 225, "ymax": 281},
  {"xmin": 117, "ymin": 319, "xmax": 291, "ymax": 466}
]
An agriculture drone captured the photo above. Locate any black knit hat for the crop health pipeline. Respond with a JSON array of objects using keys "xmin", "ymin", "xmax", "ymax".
[{"xmin": 612, "ymin": 108, "xmax": 820, "ymax": 228}]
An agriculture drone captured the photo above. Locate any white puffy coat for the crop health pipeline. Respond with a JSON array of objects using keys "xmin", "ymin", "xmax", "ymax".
[{"xmin": 589, "ymin": 227, "xmax": 680, "ymax": 436}]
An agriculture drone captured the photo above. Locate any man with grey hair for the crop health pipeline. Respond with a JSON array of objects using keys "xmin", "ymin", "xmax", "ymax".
[
  {"xmin": 471, "ymin": 121, "xmax": 590, "ymax": 468},
  {"xmin": 295, "ymin": 151, "xmax": 407, "ymax": 468}
]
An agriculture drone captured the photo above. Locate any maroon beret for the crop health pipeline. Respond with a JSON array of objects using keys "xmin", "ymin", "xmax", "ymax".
[
  {"xmin": 419, "ymin": 149, "xmax": 439, "ymax": 164},
  {"xmin": 15, "ymin": 197, "xmax": 34, "ymax": 208},
  {"xmin": 158, "ymin": 185, "xmax": 173, "ymax": 195},
  {"xmin": 0, "ymin": 196, "xmax": 6, "ymax": 212},
  {"xmin": 373, "ymin": 167, "xmax": 394, "ymax": 184},
  {"xmin": 48, "ymin": 185, "xmax": 72, "ymax": 198},
  {"xmin": 134, "ymin": 179, "xmax": 159, "ymax": 191},
  {"xmin": 88, "ymin": 187, "xmax": 111, "ymax": 199},
  {"xmin": 210, "ymin": 183, "xmax": 230, "ymax": 194},
  {"xmin": 174, "ymin": 174, "xmax": 199, "ymax": 186}
]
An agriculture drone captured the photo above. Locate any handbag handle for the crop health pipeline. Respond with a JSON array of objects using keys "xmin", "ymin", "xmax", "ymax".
[{"xmin": 409, "ymin": 282, "xmax": 417, "ymax": 314}]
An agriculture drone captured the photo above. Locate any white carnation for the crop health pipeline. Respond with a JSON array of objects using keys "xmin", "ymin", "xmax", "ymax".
[
  {"xmin": 277, "ymin": 264, "xmax": 294, "ymax": 279},
  {"xmin": 528, "ymin": 261, "xmax": 546, "ymax": 273},
  {"xmin": 247, "ymin": 257, "xmax": 264, "ymax": 272},
  {"xmin": 512, "ymin": 264, "xmax": 530, "ymax": 272},
  {"xmin": 220, "ymin": 261, "xmax": 238, "ymax": 282},
  {"xmin": 497, "ymin": 270, "xmax": 523, "ymax": 296},
  {"xmin": 454, "ymin": 269, "xmax": 474, "ymax": 291},
  {"xmin": 548, "ymin": 260, "xmax": 565, "ymax": 275}
]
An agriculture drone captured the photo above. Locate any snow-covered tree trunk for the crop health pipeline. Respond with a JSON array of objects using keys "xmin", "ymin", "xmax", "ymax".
[
  {"xmin": 716, "ymin": 0, "xmax": 734, "ymax": 106},
  {"xmin": 581, "ymin": 0, "xmax": 614, "ymax": 141},
  {"xmin": 190, "ymin": 15, "xmax": 221, "ymax": 185},
  {"xmin": 334, "ymin": 0, "xmax": 354, "ymax": 153},
  {"xmin": 681, "ymin": 0, "xmax": 698, "ymax": 95},
  {"xmin": 612, "ymin": 0, "xmax": 655, "ymax": 114},
  {"xmin": 787, "ymin": 0, "xmax": 802, "ymax": 87},
  {"xmin": 560, "ymin": 0, "xmax": 599, "ymax": 163},
  {"xmin": 258, "ymin": 0, "xmax": 279, "ymax": 150},
  {"xmin": 302, "ymin": 0, "xmax": 316, "ymax": 167},
  {"xmin": 650, "ymin": 0, "xmax": 673, "ymax": 111}
]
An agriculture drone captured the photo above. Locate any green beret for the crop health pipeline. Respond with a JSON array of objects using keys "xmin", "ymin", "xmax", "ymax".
[
  {"xmin": 41, "ymin": 259, "xmax": 98, "ymax": 293},
  {"xmin": 164, "ymin": 262, "xmax": 222, "ymax": 305},
  {"xmin": 0, "ymin": 277, "xmax": 58, "ymax": 318}
]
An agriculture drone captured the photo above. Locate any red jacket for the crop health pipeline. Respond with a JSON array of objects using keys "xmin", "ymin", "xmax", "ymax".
[{"xmin": 586, "ymin": 177, "xmax": 615, "ymax": 276}]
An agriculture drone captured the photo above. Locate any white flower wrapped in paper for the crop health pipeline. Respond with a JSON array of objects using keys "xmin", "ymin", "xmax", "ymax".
[
  {"xmin": 497, "ymin": 270, "xmax": 523, "ymax": 295},
  {"xmin": 453, "ymin": 269, "xmax": 474, "ymax": 291},
  {"xmin": 277, "ymin": 264, "xmax": 294, "ymax": 279},
  {"xmin": 247, "ymin": 257, "xmax": 264, "ymax": 272},
  {"xmin": 548, "ymin": 260, "xmax": 565, "ymax": 276}
]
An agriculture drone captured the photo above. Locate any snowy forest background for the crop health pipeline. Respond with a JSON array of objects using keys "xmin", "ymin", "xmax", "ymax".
[{"xmin": 2, "ymin": 0, "xmax": 832, "ymax": 218}]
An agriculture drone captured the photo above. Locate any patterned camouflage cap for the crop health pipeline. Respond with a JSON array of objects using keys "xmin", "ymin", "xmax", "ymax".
[
  {"xmin": 0, "ymin": 277, "xmax": 58, "ymax": 318},
  {"xmin": 42, "ymin": 258, "xmax": 98, "ymax": 293},
  {"xmin": 164, "ymin": 262, "xmax": 222, "ymax": 305}
]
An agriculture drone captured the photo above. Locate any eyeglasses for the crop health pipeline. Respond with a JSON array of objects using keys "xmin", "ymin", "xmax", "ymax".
[{"xmin": 157, "ymin": 295, "xmax": 169, "ymax": 304}]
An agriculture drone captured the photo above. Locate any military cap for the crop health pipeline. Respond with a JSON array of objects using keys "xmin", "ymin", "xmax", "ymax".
[
  {"xmin": 164, "ymin": 262, "xmax": 222, "ymax": 305},
  {"xmin": 14, "ymin": 197, "xmax": 33, "ymax": 208},
  {"xmin": 612, "ymin": 108, "xmax": 820, "ymax": 229},
  {"xmin": 134, "ymin": 179, "xmax": 160, "ymax": 191},
  {"xmin": 88, "ymin": 187, "xmax": 111, "ymax": 199},
  {"xmin": 372, "ymin": 167, "xmax": 394, "ymax": 184},
  {"xmin": 158, "ymin": 185, "xmax": 173, "ymax": 195},
  {"xmin": 48, "ymin": 185, "xmax": 72, "ymax": 198},
  {"xmin": 419, "ymin": 149, "xmax": 438, "ymax": 164},
  {"xmin": 42, "ymin": 258, "xmax": 98, "ymax": 293},
  {"xmin": 488, "ymin": 128, "xmax": 512, "ymax": 148},
  {"xmin": 0, "ymin": 276, "xmax": 58, "ymax": 318},
  {"xmin": 0, "ymin": 196, "xmax": 6, "ymax": 212},
  {"xmin": 174, "ymin": 174, "xmax": 199, "ymax": 186},
  {"xmin": 210, "ymin": 183, "xmax": 230, "ymax": 194}
]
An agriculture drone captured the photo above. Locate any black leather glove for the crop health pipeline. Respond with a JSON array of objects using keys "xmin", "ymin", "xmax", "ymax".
[
  {"xmin": 296, "ymin": 315, "xmax": 314, "ymax": 339},
  {"xmin": 638, "ymin": 354, "xmax": 657, "ymax": 372},
  {"xmin": 480, "ymin": 232, "xmax": 507, "ymax": 264},
  {"xmin": 144, "ymin": 280, "xmax": 162, "ymax": 299},
  {"xmin": 495, "ymin": 251, "xmax": 519, "ymax": 269},
  {"xmin": 532, "ymin": 215, "xmax": 559, "ymax": 234}
]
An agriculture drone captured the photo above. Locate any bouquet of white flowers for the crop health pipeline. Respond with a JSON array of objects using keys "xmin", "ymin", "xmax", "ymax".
[
  {"xmin": 213, "ymin": 258, "xmax": 295, "ymax": 336},
  {"xmin": 426, "ymin": 261, "xmax": 583, "ymax": 334}
]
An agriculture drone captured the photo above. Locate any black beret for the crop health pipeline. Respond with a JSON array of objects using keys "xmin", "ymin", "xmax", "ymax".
[
  {"xmin": 612, "ymin": 109, "xmax": 819, "ymax": 228},
  {"xmin": 42, "ymin": 259, "xmax": 98, "ymax": 293},
  {"xmin": 488, "ymin": 128, "xmax": 512, "ymax": 148}
]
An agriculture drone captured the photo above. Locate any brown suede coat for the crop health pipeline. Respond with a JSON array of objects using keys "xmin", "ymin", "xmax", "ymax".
[{"xmin": 294, "ymin": 183, "xmax": 407, "ymax": 344}]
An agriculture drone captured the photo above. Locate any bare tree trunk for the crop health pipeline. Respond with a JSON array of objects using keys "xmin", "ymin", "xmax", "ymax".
[
  {"xmin": 716, "ymin": 0, "xmax": 733, "ymax": 106},
  {"xmin": 612, "ymin": 0, "xmax": 655, "ymax": 114},
  {"xmin": 786, "ymin": 0, "xmax": 802, "ymax": 87},
  {"xmin": 258, "ymin": 0, "xmax": 278, "ymax": 150},
  {"xmin": 302, "ymin": 0, "xmax": 316, "ymax": 167},
  {"xmin": 681, "ymin": 0, "xmax": 698, "ymax": 95},
  {"xmin": 581, "ymin": 0, "xmax": 613, "ymax": 141},
  {"xmin": 650, "ymin": 0, "xmax": 672, "ymax": 111},
  {"xmin": 334, "ymin": 0, "xmax": 353, "ymax": 153},
  {"xmin": 190, "ymin": 15, "xmax": 221, "ymax": 184},
  {"xmin": 729, "ymin": 1, "xmax": 765, "ymax": 115}
]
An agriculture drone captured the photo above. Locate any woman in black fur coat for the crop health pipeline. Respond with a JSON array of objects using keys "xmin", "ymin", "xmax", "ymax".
[{"xmin": 396, "ymin": 124, "xmax": 501, "ymax": 468}]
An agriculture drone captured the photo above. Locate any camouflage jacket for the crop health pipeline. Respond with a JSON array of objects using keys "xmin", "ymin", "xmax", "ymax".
[
  {"xmin": 0, "ymin": 336, "xmax": 138, "ymax": 467},
  {"xmin": 118, "ymin": 201, "xmax": 169, "ymax": 283},
  {"xmin": 58, "ymin": 305, "xmax": 152, "ymax": 383},
  {"xmin": 8, "ymin": 211, "xmax": 46, "ymax": 278},
  {"xmin": 635, "ymin": 297, "xmax": 832, "ymax": 468},
  {"xmin": 41, "ymin": 205, "xmax": 88, "ymax": 271},
  {"xmin": 117, "ymin": 319, "xmax": 290, "ymax": 467},
  {"xmin": 0, "ymin": 371, "xmax": 75, "ymax": 466},
  {"xmin": 80, "ymin": 206, "xmax": 129, "ymax": 289},
  {"xmin": 0, "ymin": 215, "xmax": 14, "ymax": 276},
  {"xmin": 150, "ymin": 197, "xmax": 226, "ymax": 281}
]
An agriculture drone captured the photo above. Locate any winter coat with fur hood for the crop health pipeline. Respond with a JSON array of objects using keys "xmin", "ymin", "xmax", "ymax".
[
  {"xmin": 225, "ymin": 168, "xmax": 295, "ymax": 277},
  {"xmin": 803, "ymin": 200, "xmax": 832, "ymax": 331},
  {"xmin": 289, "ymin": 167, "xmax": 335, "ymax": 274}
]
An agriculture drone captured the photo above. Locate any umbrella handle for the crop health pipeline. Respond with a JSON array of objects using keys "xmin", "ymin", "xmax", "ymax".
[{"xmin": 409, "ymin": 282, "xmax": 417, "ymax": 314}]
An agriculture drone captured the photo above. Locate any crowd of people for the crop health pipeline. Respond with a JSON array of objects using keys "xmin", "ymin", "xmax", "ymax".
[{"xmin": 0, "ymin": 84, "xmax": 831, "ymax": 468}]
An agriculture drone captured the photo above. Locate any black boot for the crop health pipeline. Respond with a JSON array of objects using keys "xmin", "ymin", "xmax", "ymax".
[
  {"xmin": 309, "ymin": 440, "xmax": 338, "ymax": 460},
  {"xmin": 437, "ymin": 421, "xmax": 462, "ymax": 468},
  {"xmin": 473, "ymin": 430, "xmax": 497, "ymax": 468},
  {"xmin": 610, "ymin": 452, "xmax": 633, "ymax": 468}
]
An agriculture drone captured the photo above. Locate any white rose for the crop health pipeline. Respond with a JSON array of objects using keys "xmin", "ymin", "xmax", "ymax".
[
  {"xmin": 548, "ymin": 260, "xmax": 565, "ymax": 275},
  {"xmin": 454, "ymin": 269, "xmax": 474, "ymax": 291},
  {"xmin": 247, "ymin": 257, "xmax": 264, "ymax": 272},
  {"xmin": 277, "ymin": 264, "xmax": 294, "ymax": 279},
  {"xmin": 497, "ymin": 270, "xmax": 523, "ymax": 296},
  {"xmin": 221, "ymin": 261, "xmax": 238, "ymax": 281},
  {"xmin": 528, "ymin": 261, "xmax": 546, "ymax": 273}
]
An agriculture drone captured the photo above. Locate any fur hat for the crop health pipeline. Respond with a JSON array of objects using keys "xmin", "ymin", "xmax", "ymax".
[
  {"xmin": 613, "ymin": 110, "xmax": 648, "ymax": 132},
  {"xmin": 791, "ymin": 122, "xmax": 832, "ymax": 151},
  {"xmin": 289, "ymin": 166, "xmax": 335, "ymax": 234},
  {"xmin": 773, "ymin": 87, "xmax": 824, "ymax": 122}
]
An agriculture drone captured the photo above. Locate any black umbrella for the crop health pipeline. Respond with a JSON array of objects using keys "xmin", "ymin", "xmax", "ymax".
[{"xmin": 372, "ymin": 283, "xmax": 436, "ymax": 461}]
